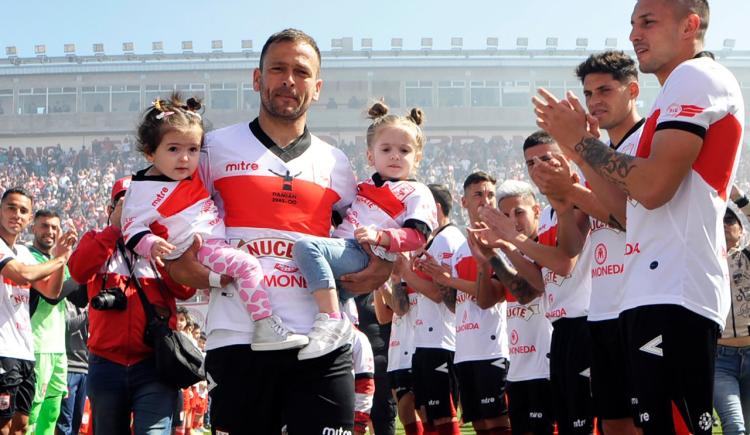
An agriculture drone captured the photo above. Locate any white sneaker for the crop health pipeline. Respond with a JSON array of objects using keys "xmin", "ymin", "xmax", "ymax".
[
  {"xmin": 297, "ymin": 313, "xmax": 353, "ymax": 360},
  {"xmin": 251, "ymin": 315, "xmax": 309, "ymax": 351}
]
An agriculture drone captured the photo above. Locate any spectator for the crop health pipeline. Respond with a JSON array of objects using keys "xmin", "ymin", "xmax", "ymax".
[{"xmin": 67, "ymin": 177, "xmax": 195, "ymax": 434}]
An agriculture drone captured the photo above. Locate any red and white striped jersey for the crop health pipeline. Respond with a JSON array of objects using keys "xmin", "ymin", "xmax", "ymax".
[
  {"xmin": 199, "ymin": 121, "xmax": 357, "ymax": 348},
  {"xmin": 622, "ymin": 56, "xmax": 745, "ymax": 328},
  {"xmin": 333, "ymin": 177, "xmax": 437, "ymax": 239},
  {"xmin": 121, "ymin": 169, "xmax": 225, "ymax": 259}
]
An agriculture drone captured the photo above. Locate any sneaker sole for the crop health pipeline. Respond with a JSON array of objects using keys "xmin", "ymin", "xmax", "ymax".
[
  {"xmin": 251, "ymin": 336, "xmax": 309, "ymax": 351},
  {"xmin": 297, "ymin": 333, "xmax": 354, "ymax": 360}
]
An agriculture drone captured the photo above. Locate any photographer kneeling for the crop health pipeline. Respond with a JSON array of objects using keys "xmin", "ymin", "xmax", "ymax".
[{"xmin": 68, "ymin": 177, "xmax": 197, "ymax": 435}]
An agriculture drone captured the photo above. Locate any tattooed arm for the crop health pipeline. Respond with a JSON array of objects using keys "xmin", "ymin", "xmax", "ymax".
[
  {"xmin": 572, "ymin": 130, "xmax": 701, "ymax": 209},
  {"xmin": 488, "ymin": 255, "xmax": 543, "ymax": 305}
]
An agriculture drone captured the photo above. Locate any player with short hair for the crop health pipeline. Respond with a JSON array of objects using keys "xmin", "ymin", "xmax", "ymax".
[{"xmin": 533, "ymin": 1, "xmax": 745, "ymax": 432}]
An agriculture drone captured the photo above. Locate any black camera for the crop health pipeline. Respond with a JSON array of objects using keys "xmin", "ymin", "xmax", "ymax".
[{"xmin": 91, "ymin": 288, "xmax": 127, "ymax": 311}]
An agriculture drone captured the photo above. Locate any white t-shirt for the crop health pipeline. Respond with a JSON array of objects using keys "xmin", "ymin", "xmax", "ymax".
[
  {"xmin": 506, "ymin": 294, "xmax": 552, "ymax": 382},
  {"xmin": 200, "ymin": 121, "xmax": 357, "ymax": 349},
  {"xmin": 586, "ymin": 121, "xmax": 644, "ymax": 321},
  {"xmin": 452, "ymin": 241, "xmax": 508, "ymax": 364},
  {"xmin": 387, "ymin": 288, "xmax": 419, "ymax": 372},
  {"xmin": 413, "ymin": 224, "xmax": 465, "ymax": 351},
  {"xmin": 332, "ymin": 177, "xmax": 437, "ymax": 240},
  {"xmin": 622, "ymin": 56, "xmax": 745, "ymax": 328},
  {"xmin": 537, "ymin": 206, "xmax": 593, "ymax": 322},
  {"xmin": 0, "ymin": 240, "xmax": 39, "ymax": 361},
  {"xmin": 121, "ymin": 169, "xmax": 225, "ymax": 259}
]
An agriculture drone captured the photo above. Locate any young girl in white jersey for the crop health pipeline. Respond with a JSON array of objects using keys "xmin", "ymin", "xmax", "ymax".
[
  {"xmin": 292, "ymin": 101, "xmax": 437, "ymax": 360},
  {"xmin": 121, "ymin": 93, "xmax": 308, "ymax": 351}
]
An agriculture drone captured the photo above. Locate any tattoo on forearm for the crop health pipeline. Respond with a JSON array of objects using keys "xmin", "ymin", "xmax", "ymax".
[
  {"xmin": 575, "ymin": 137, "xmax": 636, "ymax": 195},
  {"xmin": 393, "ymin": 282, "xmax": 410, "ymax": 314},
  {"xmin": 608, "ymin": 214, "xmax": 625, "ymax": 232},
  {"xmin": 489, "ymin": 256, "xmax": 540, "ymax": 303}
]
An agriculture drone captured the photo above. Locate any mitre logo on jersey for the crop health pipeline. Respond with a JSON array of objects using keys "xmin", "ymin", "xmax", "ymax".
[
  {"xmin": 441, "ymin": 252, "xmax": 453, "ymax": 260},
  {"xmin": 238, "ymin": 238, "xmax": 295, "ymax": 260},
  {"xmin": 151, "ymin": 187, "xmax": 169, "ymax": 207},
  {"xmin": 666, "ymin": 103, "xmax": 704, "ymax": 118},
  {"xmin": 224, "ymin": 160, "xmax": 259, "ymax": 172},
  {"xmin": 594, "ymin": 243, "xmax": 608, "ymax": 265}
]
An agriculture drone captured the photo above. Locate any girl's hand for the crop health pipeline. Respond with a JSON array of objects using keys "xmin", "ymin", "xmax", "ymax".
[
  {"xmin": 151, "ymin": 238, "xmax": 176, "ymax": 267},
  {"xmin": 354, "ymin": 225, "xmax": 380, "ymax": 245}
]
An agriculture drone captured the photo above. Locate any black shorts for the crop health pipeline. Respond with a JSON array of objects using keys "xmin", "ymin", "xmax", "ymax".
[
  {"xmin": 388, "ymin": 368, "xmax": 413, "ymax": 402},
  {"xmin": 549, "ymin": 316, "xmax": 593, "ymax": 434},
  {"xmin": 506, "ymin": 379, "xmax": 554, "ymax": 435},
  {"xmin": 620, "ymin": 304, "xmax": 719, "ymax": 435},
  {"xmin": 454, "ymin": 357, "xmax": 508, "ymax": 423},
  {"xmin": 589, "ymin": 318, "xmax": 634, "ymax": 420},
  {"xmin": 205, "ymin": 344, "xmax": 354, "ymax": 435},
  {"xmin": 0, "ymin": 357, "xmax": 35, "ymax": 419},
  {"xmin": 411, "ymin": 347, "xmax": 459, "ymax": 422}
]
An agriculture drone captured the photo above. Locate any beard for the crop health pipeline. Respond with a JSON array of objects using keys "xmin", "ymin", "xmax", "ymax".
[{"xmin": 259, "ymin": 83, "xmax": 311, "ymax": 121}]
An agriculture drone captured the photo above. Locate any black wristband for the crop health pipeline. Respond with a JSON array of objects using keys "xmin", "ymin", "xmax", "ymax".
[{"xmin": 735, "ymin": 195, "xmax": 749, "ymax": 209}]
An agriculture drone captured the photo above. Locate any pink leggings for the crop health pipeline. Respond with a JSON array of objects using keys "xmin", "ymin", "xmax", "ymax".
[{"xmin": 196, "ymin": 239, "xmax": 269, "ymax": 321}]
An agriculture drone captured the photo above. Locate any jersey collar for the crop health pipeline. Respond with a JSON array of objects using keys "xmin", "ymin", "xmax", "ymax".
[
  {"xmin": 132, "ymin": 167, "xmax": 192, "ymax": 182},
  {"xmin": 371, "ymin": 172, "xmax": 416, "ymax": 187},
  {"xmin": 249, "ymin": 117, "xmax": 311, "ymax": 163},
  {"xmin": 613, "ymin": 118, "xmax": 646, "ymax": 150}
]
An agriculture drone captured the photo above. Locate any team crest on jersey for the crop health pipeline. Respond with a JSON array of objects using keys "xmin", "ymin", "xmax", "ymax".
[
  {"xmin": 666, "ymin": 104, "xmax": 704, "ymax": 118},
  {"xmin": 510, "ymin": 329, "xmax": 519, "ymax": 345},
  {"xmin": 594, "ymin": 244, "xmax": 608, "ymax": 265},
  {"xmin": 391, "ymin": 183, "xmax": 416, "ymax": 201}
]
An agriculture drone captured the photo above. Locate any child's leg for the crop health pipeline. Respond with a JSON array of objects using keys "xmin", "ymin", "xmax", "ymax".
[
  {"xmin": 196, "ymin": 239, "xmax": 268, "ymax": 321},
  {"xmin": 293, "ymin": 237, "xmax": 370, "ymax": 314}
]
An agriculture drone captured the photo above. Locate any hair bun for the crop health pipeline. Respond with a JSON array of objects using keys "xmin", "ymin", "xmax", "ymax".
[
  {"xmin": 407, "ymin": 107, "xmax": 424, "ymax": 126},
  {"xmin": 367, "ymin": 100, "xmax": 389, "ymax": 119},
  {"xmin": 185, "ymin": 97, "xmax": 202, "ymax": 112}
]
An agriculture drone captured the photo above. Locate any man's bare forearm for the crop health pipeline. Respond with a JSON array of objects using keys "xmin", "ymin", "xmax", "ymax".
[
  {"xmin": 440, "ymin": 286, "xmax": 456, "ymax": 312},
  {"xmin": 574, "ymin": 137, "xmax": 637, "ymax": 196},
  {"xmin": 488, "ymin": 256, "xmax": 542, "ymax": 305}
]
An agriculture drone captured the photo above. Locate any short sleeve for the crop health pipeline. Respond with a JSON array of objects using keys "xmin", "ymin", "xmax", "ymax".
[
  {"xmin": 401, "ymin": 183, "xmax": 438, "ymax": 232},
  {"xmin": 655, "ymin": 60, "xmax": 732, "ymax": 138}
]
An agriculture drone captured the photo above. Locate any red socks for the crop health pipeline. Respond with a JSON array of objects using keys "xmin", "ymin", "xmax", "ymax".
[
  {"xmin": 404, "ymin": 421, "xmax": 424, "ymax": 435},
  {"xmin": 434, "ymin": 421, "xmax": 461, "ymax": 435}
]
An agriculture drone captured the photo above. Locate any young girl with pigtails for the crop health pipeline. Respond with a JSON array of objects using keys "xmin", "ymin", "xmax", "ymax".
[
  {"xmin": 121, "ymin": 93, "xmax": 308, "ymax": 351},
  {"xmin": 292, "ymin": 101, "xmax": 437, "ymax": 360}
]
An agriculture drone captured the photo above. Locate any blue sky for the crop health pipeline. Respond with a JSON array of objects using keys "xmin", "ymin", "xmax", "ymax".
[{"xmin": 5, "ymin": 0, "xmax": 749, "ymax": 56}]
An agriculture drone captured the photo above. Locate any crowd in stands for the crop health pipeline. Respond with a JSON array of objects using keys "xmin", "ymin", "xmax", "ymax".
[{"xmin": 1, "ymin": 136, "xmax": 749, "ymax": 240}]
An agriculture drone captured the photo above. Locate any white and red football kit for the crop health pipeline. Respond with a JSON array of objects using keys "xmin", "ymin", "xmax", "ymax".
[
  {"xmin": 0, "ymin": 240, "xmax": 38, "ymax": 361},
  {"xmin": 451, "ymin": 242, "xmax": 508, "ymax": 364},
  {"xmin": 506, "ymin": 294, "xmax": 552, "ymax": 382},
  {"xmin": 200, "ymin": 121, "xmax": 357, "ymax": 347},
  {"xmin": 413, "ymin": 224, "xmax": 465, "ymax": 351},
  {"xmin": 122, "ymin": 169, "xmax": 267, "ymax": 320},
  {"xmin": 622, "ymin": 56, "xmax": 745, "ymax": 327},
  {"xmin": 587, "ymin": 121, "xmax": 644, "ymax": 321},
  {"xmin": 352, "ymin": 328, "xmax": 375, "ymax": 434},
  {"xmin": 386, "ymin": 288, "xmax": 418, "ymax": 373},
  {"xmin": 537, "ymin": 205, "xmax": 593, "ymax": 322},
  {"xmin": 332, "ymin": 175, "xmax": 438, "ymax": 250}
]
